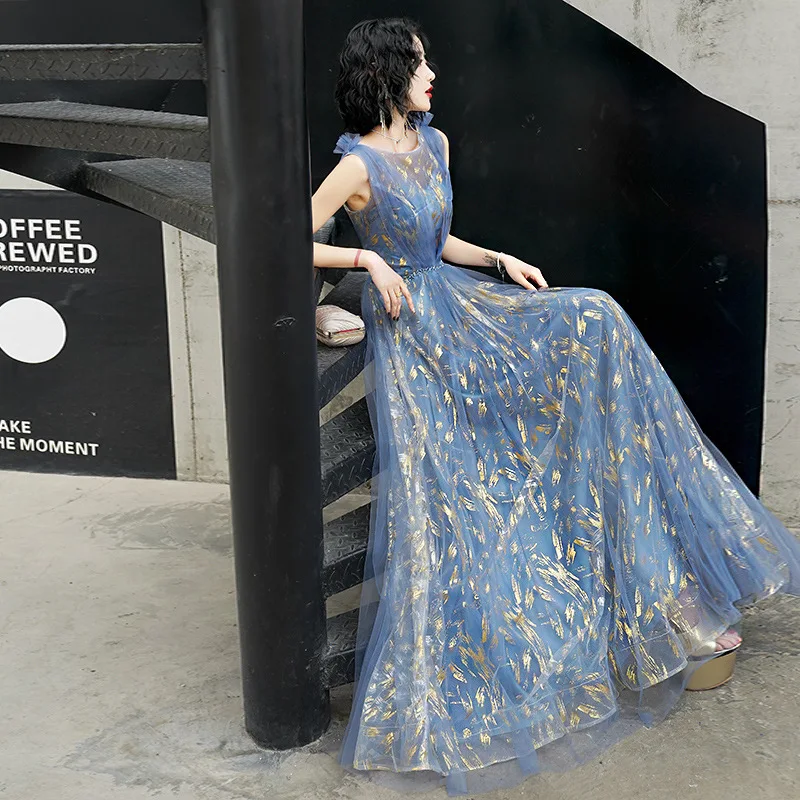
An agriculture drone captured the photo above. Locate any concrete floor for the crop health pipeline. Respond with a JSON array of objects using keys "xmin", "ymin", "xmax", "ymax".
[{"xmin": 1, "ymin": 470, "xmax": 799, "ymax": 800}]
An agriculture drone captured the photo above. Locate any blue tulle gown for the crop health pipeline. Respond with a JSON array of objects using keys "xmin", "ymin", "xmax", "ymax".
[{"xmin": 331, "ymin": 113, "xmax": 800, "ymax": 795}]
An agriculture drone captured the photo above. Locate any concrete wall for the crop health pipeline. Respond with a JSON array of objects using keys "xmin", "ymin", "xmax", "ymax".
[
  {"xmin": 564, "ymin": 0, "xmax": 800, "ymax": 524},
  {"xmin": 162, "ymin": 227, "xmax": 228, "ymax": 482}
]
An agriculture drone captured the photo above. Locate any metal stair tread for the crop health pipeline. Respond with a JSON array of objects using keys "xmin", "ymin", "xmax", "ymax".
[
  {"xmin": 0, "ymin": 101, "xmax": 207, "ymax": 129},
  {"xmin": 317, "ymin": 338, "xmax": 366, "ymax": 409},
  {"xmin": 323, "ymin": 607, "xmax": 360, "ymax": 687},
  {"xmin": 0, "ymin": 43, "xmax": 205, "ymax": 81},
  {"xmin": 318, "ymin": 270, "xmax": 368, "ymax": 317},
  {"xmin": 322, "ymin": 503, "xmax": 370, "ymax": 598},
  {"xmin": 320, "ymin": 398, "xmax": 374, "ymax": 507},
  {"xmin": 79, "ymin": 158, "xmax": 215, "ymax": 241},
  {"xmin": 0, "ymin": 101, "xmax": 210, "ymax": 161}
]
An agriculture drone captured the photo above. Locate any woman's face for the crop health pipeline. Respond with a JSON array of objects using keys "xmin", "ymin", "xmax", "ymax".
[{"xmin": 407, "ymin": 36, "xmax": 436, "ymax": 113}]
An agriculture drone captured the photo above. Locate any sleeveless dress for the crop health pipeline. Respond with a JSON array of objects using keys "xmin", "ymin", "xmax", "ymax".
[{"xmin": 332, "ymin": 113, "xmax": 800, "ymax": 795}]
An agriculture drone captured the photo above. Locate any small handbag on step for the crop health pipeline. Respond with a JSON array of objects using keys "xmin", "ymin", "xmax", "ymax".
[{"xmin": 315, "ymin": 304, "xmax": 365, "ymax": 347}]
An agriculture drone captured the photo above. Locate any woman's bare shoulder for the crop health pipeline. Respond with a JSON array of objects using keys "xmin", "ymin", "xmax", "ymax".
[
  {"xmin": 335, "ymin": 151, "xmax": 369, "ymax": 179},
  {"xmin": 429, "ymin": 126, "xmax": 450, "ymax": 164},
  {"xmin": 316, "ymin": 151, "xmax": 369, "ymax": 194},
  {"xmin": 312, "ymin": 150, "xmax": 370, "ymax": 225}
]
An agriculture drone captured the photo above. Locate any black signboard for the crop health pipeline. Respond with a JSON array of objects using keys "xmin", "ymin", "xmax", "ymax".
[{"xmin": 0, "ymin": 191, "xmax": 176, "ymax": 478}]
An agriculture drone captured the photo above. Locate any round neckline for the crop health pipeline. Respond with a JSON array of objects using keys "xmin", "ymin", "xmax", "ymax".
[{"xmin": 357, "ymin": 128, "xmax": 424, "ymax": 157}]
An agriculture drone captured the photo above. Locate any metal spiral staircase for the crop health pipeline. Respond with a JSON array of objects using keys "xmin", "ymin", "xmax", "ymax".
[{"xmin": 0, "ymin": 42, "xmax": 371, "ymax": 698}]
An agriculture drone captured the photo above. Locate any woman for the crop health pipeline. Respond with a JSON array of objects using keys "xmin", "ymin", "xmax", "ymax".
[{"xmin": 312, "ymin": 17, "xmax": 800, "ymax": 795}]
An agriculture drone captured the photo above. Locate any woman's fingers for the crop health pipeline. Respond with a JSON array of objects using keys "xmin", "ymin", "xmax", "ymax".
[
  {"xmin": 378, "ymin": 276, "xmax": 414, "ymax": 319},
  {"xmin": 516, "ymin": 274, "xmax": 538, "ymax": 291},
  {"xmin": 390, "ymin": 289, "xmax": 401, "ymax": 319},
  {"xmin": 380, "ymin": 285, "xmax": 399, "ymax": 317},
  {"xmin": 504, "ymin": 258, "xmax": 541, "ymax": 291},
  {"xmin": 532, "ymin": 268, "xmax": 549, "ymax": 289},
  {"xmin": 387, "ymin": 281, "xmax": 414, "ymax": 319},
  {"xmin": 519, "ymin": 266, "xmax": 547, "ymax": 290},
  {"xmin": 400, "ymin": 283, "xmax": 416, "ymax": 314}
]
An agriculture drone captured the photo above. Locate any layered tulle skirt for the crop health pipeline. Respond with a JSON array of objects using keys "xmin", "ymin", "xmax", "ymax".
[{"xmin": 336, "ymin": 262, "xmax": 800, "ymax": 795}]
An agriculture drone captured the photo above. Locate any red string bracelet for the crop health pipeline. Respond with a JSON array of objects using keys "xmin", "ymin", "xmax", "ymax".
[{"xmin": 354, "ymin": 248, "xmax": 362, "ymax": 267}]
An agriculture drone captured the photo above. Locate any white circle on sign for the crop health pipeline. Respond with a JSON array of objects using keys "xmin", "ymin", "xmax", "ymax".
[{"xmin": 0, "ymin": 297, "xmax": 67, "ymax": 364}]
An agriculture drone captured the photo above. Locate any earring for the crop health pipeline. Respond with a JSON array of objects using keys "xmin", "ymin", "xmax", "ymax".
[{"xmin": 380, "ymin": 84, "xmax": 391, "ymax": 136}]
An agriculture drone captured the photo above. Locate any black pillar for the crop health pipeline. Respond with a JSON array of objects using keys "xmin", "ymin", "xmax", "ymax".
[{"xmin": 203, "ymin": 0, "xmax": 329, "ymax": 747}]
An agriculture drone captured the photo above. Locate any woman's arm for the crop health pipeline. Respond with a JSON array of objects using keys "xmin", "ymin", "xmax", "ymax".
[
  {"xmin": 443, "ymin": 236, "xmax": 549, "ymax": 291},
  {"xmin": 312, "ymin": 155, "xmax": 369, "ymax": 268},
  {"xmin": 432, "ymin": 126, "xmax": 548, "ymax": 291},
  {"xmin": 311, "ymin": 154, "xmax": 415, "ymax": 319},
  {"xmin": 442, "ymin": 235, "xmax": 505, "ymax": 271}
]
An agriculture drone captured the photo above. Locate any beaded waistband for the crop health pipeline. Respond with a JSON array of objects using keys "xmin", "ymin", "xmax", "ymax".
[{"xmin": 394, "ymin": 261, "xmax": 445, "ymax": 275}]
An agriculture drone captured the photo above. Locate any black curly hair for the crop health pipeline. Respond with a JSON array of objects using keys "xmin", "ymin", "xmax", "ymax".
[{"xmin": 335, "ymin": 17, "xmax": 434, "ymax": 135}]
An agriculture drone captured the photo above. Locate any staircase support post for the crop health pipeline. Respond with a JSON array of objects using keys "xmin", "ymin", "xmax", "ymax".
[{"xmin": 203, "ymin": 0, "xmax": 329, "ymax": 747}]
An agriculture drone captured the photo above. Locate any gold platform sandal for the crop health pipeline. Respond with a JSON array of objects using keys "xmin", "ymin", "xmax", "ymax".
[{"xmin": 685, "ymin": 629, "xmax": 742, "ymax": 691}]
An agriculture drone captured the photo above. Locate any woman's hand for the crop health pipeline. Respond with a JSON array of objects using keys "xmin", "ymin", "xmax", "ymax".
[
  {"xmin": 502, "ymin": 255, "xmax": 549, "ymax": 291},
  {"xmin": 363, "ymin": 251, "xmax": 416, "ymax": 320}
]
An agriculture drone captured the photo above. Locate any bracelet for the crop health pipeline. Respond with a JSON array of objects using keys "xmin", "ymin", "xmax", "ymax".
[
  {"xmin": 354, "ymin": 248, "xmax": 362, "ymax": 267},
  {"xmin": 496, "ymin": 252, "xmax": 507, "ymax": 277}
]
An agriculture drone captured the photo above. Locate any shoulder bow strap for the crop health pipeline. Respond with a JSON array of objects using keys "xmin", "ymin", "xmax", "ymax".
[{"xmin": 334, "ymin": 131, "xmax": 361, "ymax": 155}]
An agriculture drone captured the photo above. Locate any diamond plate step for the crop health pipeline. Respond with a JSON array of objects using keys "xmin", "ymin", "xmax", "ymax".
[
  {"xmin": 0, "ymin": 43, "xmax": 205, "ymax": 81},
  {"xmin": 316, "ymin": 338, "xmax": 365, "ymax": 410},
  {"xmin": 322, "ymin": 504, "xmax": 370, "ymax": 599},
  {"xmin": 76, "ymin": 158, "xmax": 215, "ymax": 243},
  {"xmin": 320, "ymin": 399, "xmax": 374, "ymax": 507},
  {"xmin": 0, "ymin": 101, "xmax": 209, "ymax": 161},
  {"xmin": 80, "ymin": 158, "xmax": 214, "ymax": 240},
  {"xmin": 319, "ymin": 270, "xmax": 368, "ymax": 317},
  {"xmin": 317, "ymin": 338, "xmax": 366, "ymax": 409},
  {"xmin": 323, "ymin": 607, "xmax": 360, "ymax": 687}
]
